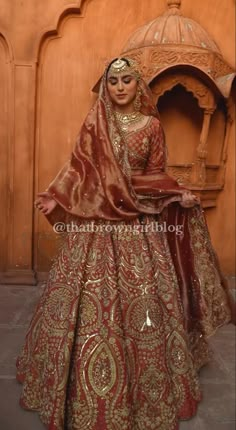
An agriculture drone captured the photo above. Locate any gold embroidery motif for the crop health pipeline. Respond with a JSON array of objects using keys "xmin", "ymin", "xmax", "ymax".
[
  {"xmin": 140, "ymin": 364, "xmax": 166, "ymax": 404},
  {"xmin": 167, "ymin": 331, "xmax": 190, "ymax": 375},
  {"xmin": 88, "ymin": 341, "xmax": 117, "ymax": 397}
]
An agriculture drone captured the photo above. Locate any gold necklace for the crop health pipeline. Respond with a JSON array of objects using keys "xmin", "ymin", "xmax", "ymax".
[{"xmin": 114, "ymin": 111, "xmax": 142, "ymax": 132}]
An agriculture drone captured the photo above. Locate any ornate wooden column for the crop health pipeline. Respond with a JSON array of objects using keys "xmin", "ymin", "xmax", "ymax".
[{"xmin": 192, "ymin": 107, "xmax": 215, "ymax": 186}]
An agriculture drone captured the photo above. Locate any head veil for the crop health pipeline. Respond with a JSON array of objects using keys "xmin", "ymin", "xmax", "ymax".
[{"xmin": 46, "ymin": 58, "xmax": 184, "ymax": 224}]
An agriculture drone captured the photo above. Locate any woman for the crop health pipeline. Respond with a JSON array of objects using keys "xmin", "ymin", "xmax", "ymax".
[{"xmin": 16, "ymin": 58, "xmax": 233, "ymax": 430}]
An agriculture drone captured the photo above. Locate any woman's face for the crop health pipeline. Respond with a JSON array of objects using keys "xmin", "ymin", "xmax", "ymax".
[{"xmin": 107, "ymin": 72, "xmax": 138, "ymax": 109}]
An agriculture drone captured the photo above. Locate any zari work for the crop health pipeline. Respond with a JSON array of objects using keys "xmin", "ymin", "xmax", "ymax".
[{"xmin": 16, "ymin": 120, "xmax": 231, "ymax": 430}]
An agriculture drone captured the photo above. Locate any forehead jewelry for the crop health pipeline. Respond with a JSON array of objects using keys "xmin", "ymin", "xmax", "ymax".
[{"xmin": 107, "ymin": 58, "xmax": 140, "ymax": 80}]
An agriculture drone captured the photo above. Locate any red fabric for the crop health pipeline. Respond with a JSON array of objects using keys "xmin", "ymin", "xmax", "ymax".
[
  {"xmin": 45, "ymin": 78, "xmax": 185, "ymax": 225},
  {"xmin": 16, "ymin": 62, "xmax": 234, "ymax": 430},
  {"xmin": 43, "ymin": 65, "xmax": 234, "ymax": 345}
]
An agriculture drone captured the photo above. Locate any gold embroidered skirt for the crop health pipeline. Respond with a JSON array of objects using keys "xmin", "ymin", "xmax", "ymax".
[{"xmin": 16, "ymin": 211, "xmax": 231, "ymax": 430}]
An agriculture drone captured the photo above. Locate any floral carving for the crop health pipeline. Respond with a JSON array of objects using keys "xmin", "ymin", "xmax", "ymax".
[
  {"xmin": 166, "ymin": 166, "xmax": 192, "ymax": 184},
  {"xmin": 124, "ymin": 47, "xmax": 234, "ymax": 85}
]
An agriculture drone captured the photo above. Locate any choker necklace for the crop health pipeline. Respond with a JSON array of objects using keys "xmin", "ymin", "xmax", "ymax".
[{"xmin": 114, "ymin": 111, "xmax": 142, "ymax": 132}]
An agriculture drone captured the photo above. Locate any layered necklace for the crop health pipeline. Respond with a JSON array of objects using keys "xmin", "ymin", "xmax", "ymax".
[{"xmin": 114, "ymin": 111, "xmax": 142, "ymax": 132}]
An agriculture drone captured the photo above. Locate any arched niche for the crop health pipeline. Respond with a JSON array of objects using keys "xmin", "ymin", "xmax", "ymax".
[
  {"xmin": 150, "ymin": 67, "xmax": 232, "ymax": 206},
  {"xmin": 156, "ymin": 83, "xmax": 203, "ymax": 166},
  {"xmin": 34, "ymin": 14, "xmax": 92, "ymax": 274},
  {"xmin": 34, "ymin": 0, "xmax": 136, "ymax": 274}
]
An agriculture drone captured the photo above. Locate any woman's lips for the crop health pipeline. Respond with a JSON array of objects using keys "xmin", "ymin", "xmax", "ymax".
[{"xmin": 116, "ymin": 94, "xmax": 127, "ymax": 98}]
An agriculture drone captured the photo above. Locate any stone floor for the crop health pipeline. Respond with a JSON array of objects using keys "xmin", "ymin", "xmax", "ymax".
[{"xmin": 0, "ymin": 280, "xmax": 235, "ymax": 430}]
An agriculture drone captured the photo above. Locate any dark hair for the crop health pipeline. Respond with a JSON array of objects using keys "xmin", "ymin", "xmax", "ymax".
[{"xmin": 106, "ymin": 57, "xmax": 131, "ymax": 79}]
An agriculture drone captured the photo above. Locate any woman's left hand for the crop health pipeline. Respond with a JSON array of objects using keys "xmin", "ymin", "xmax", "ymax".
[
  {"xmin": 35, "ymin": 192, "xmax": 57, "ymax": 215},
  {"xmin": 179, "ymin": 191, "xmax": 199, "ymax": 208}
]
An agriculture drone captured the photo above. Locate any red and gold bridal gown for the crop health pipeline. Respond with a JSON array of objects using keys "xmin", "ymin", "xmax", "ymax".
[{"xmin": 16, "ymin": 101, "xmax": 232, "ymax": 429}]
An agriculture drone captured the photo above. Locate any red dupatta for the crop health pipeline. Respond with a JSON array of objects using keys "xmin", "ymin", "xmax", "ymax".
[{"xmin": 45, "ymin": 68, "xmax": 185, "ymax": 225}]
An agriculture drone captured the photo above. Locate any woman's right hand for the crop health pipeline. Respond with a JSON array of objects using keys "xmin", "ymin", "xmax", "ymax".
[
  {"xmin": 35, "ymin": 192, "xmax": 57, "ymax": 215},
  {"xmin": 179, "ymin": 190, "xmax": 199, "ymax": 208}
]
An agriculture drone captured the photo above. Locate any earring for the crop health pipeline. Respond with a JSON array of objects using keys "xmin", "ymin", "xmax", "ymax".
[{"xmin": 134, "ymin": 89, "xmax": 141, "ymax": 111}]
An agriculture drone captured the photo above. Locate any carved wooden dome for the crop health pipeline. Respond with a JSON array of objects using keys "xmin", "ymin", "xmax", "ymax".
[
  {"xmin": 124, "ymin": 0, "xmax": 220, "ymax": 54},
  {"xmin": 121, "ymin": 0, "xmax": 235, "ymax": 98}
]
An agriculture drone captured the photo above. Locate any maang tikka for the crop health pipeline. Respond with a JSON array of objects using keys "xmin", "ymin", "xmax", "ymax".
[{"xmin": 107, "ymin": 58, "xmax": 141, "ymax": 81}]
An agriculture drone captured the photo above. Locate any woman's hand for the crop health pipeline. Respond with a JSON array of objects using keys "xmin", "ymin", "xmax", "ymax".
[
  {"xmin": 35, "ymin": 192, "xmax": 57, "ymax": 215},
  {"xmin": 179, "ymin": 191, "xmax": 199, "ymax": 208}
]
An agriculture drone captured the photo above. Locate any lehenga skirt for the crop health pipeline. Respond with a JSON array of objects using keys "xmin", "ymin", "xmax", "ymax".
[{"xmin": 16, "ymin": 207, "xmax": 231, "ymax": 430}]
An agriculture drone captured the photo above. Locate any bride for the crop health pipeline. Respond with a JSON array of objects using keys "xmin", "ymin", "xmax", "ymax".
[{"xmin": 16, "ymin": 57, "xmax": 233, "ymax": 430}]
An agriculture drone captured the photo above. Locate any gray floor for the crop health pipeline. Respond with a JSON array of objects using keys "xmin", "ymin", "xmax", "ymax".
[{"xmin": 0, "ymin": 281, "xmax": 235, "ymax": 430}]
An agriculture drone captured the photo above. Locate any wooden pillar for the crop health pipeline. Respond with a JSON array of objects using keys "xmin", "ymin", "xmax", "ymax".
[
  {"xmin": 218, "ymin": 99, "xmax": 234, "ymax": 186},
  {"xmin": 0, "ymin": 61, "xmax": 37, "ymax": 284},
  {"xmin": 191, "ymin": 108, "xmax": 215, "ymax": 186}
]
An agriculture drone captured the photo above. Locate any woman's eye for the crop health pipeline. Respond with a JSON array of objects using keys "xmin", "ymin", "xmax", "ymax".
[
  {"xmin": 109, "ymin": 80, "xmax": 117, "ymax": 85},
  {"xmin": 123, "ymin": 79, "xmax": 132, "ymax": 84}
]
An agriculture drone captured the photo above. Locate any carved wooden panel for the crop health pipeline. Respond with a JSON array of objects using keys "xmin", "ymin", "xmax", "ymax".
[
  {"xmin": 124, "ymin": 46, "xmax": 234, "ymax": 85},
  {"xmin": 166, "ymin": 165, "xmax": 192, "ymax": 185},
  {"xmin": 0, "ymin": 36, "xmax": 10, "ymax": 272}
]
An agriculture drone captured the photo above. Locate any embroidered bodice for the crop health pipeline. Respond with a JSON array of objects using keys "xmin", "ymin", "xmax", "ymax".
[{"xmin": 115, "ymin": 116, "xmax": 166, "ymax": 173}]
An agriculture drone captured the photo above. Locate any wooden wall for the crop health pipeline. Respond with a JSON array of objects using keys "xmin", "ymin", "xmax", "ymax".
[{"xmin": 0, "ymin": 0, "xmax": 235, "ymax": 283}]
